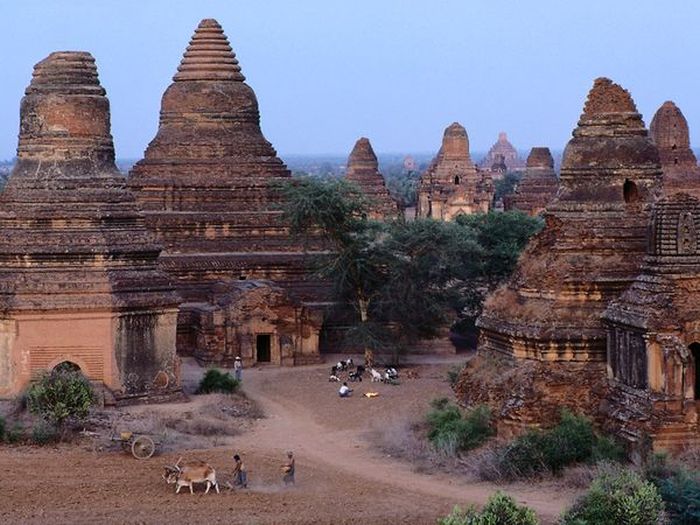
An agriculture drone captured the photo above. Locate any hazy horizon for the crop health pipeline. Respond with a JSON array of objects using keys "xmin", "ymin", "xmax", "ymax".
[{"xmin": 1, "ymin": 1, "xmax": 699, "ymax": 160}]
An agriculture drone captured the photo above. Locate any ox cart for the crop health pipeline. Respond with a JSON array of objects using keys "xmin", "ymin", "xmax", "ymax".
[{"xmin": 110, "ymin": 430, "xmax": 160, "ymax": 459}]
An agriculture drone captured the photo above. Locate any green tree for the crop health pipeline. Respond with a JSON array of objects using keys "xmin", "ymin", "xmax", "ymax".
[
  {"xmin": 562, "ymin": 468, "xmax": 664, "ymax": 525},
  {"xmin": 493, "ymin": 171, "xmax": 522, "ymax": 202},
  {"xmin": 26, "ymin": 366, "xmax": 94, "ymax": 430},
  {"xmin": 439, "ymin": 492, "xmax": 539, "ymax": 525},
  {"xmin": 280, "ymin": 178, "xmax": 541, "ymax": 362}
]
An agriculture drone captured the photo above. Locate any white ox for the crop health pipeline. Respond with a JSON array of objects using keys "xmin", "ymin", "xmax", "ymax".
[{"xmin": 162, "ymin": 457, "xmax": 220, "ymax": 494}]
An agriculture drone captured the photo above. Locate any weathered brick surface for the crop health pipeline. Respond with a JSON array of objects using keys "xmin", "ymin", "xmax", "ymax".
[{"xmin": 0, "ymin": 52, "xmax": 180, "ymax": 399}]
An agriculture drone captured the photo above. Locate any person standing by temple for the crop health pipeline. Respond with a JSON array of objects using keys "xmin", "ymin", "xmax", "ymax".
[{"xmin": 234, "ymin": 356, "xmax": 243, "ymax": 382}]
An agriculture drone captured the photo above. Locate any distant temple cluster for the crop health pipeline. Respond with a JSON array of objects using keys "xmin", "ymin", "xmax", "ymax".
[{"xmin": 0, "ymin": 18, "xmax": 698, "ymax": 452}]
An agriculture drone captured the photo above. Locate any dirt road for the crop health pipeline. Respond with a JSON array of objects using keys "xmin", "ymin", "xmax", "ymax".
[{"xmin": 0, "ymin": 355, "xmax": 577, "ymax": 524}]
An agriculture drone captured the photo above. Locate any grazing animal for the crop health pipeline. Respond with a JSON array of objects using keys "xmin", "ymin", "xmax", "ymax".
[
  {"xmin": 163, "ymin": 457, "xmax": 220, "ymax": 494},
  {"xmin": 369, "ymin": 368, "xmax": 382, "ymax": 382},
  {"xmin": 328, "ymin": 374, "xmax": 340, "ymax": 382},
  {"xmin": 348, "ymin": 370, "xmax": 363, "ymax": 382},
  {"xmin": 385, "ymin": 367, "xmax": 398, "ymax": 380},
  {"xmin": 356, "ymin": 364, "xmax": 366, "ymax": 375},
  {"xmin": 330, "ymin": 365, "xmax": 339, "ymax": 376}
]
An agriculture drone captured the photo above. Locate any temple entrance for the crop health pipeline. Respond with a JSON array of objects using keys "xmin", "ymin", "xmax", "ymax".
[
  {"xmin": 256, "ymin": 334, "xmax": 271, "ymax": 363},
  {"xmin": 53, "ymin": 361, "xmax": 81, "ymax": 373},
  {"xmin": 690, "ymin": 342, "xmax": 700, "ymax": 400}
]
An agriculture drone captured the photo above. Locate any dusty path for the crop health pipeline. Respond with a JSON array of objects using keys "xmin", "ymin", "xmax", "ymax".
[
  {"xmin": 0, "ymin": 355, "xmax": 578, "ymax": 524},
  {"xmin": 231, "ymin": 355, "xmax": 576, "ymax": 523}
]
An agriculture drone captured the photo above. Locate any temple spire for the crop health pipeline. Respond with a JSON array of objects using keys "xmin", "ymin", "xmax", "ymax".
[{"xmin": 174, "ymin": 18, "xmax": 245, "ymax": 82}]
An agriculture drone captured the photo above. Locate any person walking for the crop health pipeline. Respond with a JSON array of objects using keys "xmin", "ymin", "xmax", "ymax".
[{"xmin": 234, "ymin": 356, "xmax": 243, "ymax": 382}]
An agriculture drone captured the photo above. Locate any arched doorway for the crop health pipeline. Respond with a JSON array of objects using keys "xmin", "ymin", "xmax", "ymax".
[
  {"xmin": 53, "ymin": 361, "xmax": 81, "ymax": 373},
  {"xmin": 690, "ymin": 342, "xmax": 700, "ymax": 400}
]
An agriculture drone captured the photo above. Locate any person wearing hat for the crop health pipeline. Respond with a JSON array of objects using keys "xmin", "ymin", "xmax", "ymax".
[{"xmin": 234, "ymin": 356, "xmax": 243, "ymax": 382}]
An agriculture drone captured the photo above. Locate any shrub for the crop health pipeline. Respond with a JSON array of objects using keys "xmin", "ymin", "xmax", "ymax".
[
  {"xmin": 561, "ymin": 467, "xmax": 664, "ymax": 525},
  {"xmin": 26, "ymin": 368, "xmax": 94, "ymax": 428},
  {"xmin": 197, "ymin": 369, "xmax": 240, "ymax": 394},
  {"xmin": 426, "ymin": 402, "xmax": 494, "ymax": 456},
  {"xmin": 644, "ymin": 453, "xmax": 700, "ymax": 524},
  {"xmin": 493, "ymin": 410, "xmax": 624, "ymax": 480},
  {"xmin": 438, "ymin": 492, "xmax": 539, "ymax": 525},
  {"xmin": 5, "ymin": 423, "xmax": 25, "ymax": 444},
  {"xmin": 0, "ymin": 416, "xmax": 5, "ymax": 441},
  {"xmin": 31, "ymin": 420, "xmax": 59, "ymax": 445},
  {"xmin": 446, "ymin": 365, "xmax": 463, "ymax": 388}
]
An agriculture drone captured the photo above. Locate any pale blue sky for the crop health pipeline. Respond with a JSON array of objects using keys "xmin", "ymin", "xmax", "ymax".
[{"xmin": 1, "ymin": 0, "xmax": 698, "ymax": 159}]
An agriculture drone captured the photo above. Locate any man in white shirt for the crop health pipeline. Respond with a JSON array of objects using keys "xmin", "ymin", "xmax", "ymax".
[{"xmin": 338, "ymin": 382, "xmax": 353, "ymax": 398}]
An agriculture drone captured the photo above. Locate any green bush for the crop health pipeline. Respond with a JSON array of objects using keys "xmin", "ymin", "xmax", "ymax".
[
  {"xmin": 5, "ymin": 423, "xmax": 25, "ymax": 444},
  {"xmin": 494, "ymin": 410, "xmax": 624, "ymax": 480},
  {"xmin": 562, "ymin": 467, "xmax": 664, "ymax": 525},
  {"xmin": 26, "ymin": 368, "xmax": 94, "ymax": 428},
  {"xmin": 31, "ymin": 420, "xmax": 59, "ymax": 445},
  {"xmin": 427, "ymin": 402, "xmax": 494, "ymax": 456},
  {"xmin": 644, "ymin": 453, "xmax": 700, "ymax": 524},
  {"xmin": 197, "ymin": 369, "xmax": 240, "ymax": 394},
  {"xmin": 438, "ymin": 492, "xmax": 539, "ymax": 525}
]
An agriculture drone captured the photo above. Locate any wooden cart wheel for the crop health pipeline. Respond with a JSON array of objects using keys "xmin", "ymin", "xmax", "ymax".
[{"xmin": 131, "ymin": 436, "xmax": 155, "ymax": 459}]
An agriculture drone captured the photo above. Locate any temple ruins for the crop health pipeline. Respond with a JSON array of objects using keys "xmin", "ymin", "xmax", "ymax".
[
  {"xmin": 602, "ymin": 192, "xmax": 700, "ymax": 450},
  {"xmin": 505, "ymin": 147, "xmax": 559, "ymax": 216},
  {"xmin": 345, "ymin": 137, "xmax": 399, "ymax": 220},
  {"xmin": 479, "ymin": 132, "xmax": 524, "ymax": 171},
  {"xmin": 0, "ymin": 52, "xmax": 180, "ymax": 400},
  {"xmin": 416, "ymin": 122, "xmax": 494, "ymax": 220},
  {"xmin": 459, "ymin": 78, "xmax": 665, "ymax": 440},
  {"xmin": 128, "ymin": 19, "xmax": 324, "ymax": 367},
  {"xmin": 650, "ymin": 100, "xmax": 700, "ymax": 198}
]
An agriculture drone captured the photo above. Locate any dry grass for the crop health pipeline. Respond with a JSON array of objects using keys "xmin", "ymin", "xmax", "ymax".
[{"xmin": 87, "ymin": 391, "xmax": 264, "ymax": 453}]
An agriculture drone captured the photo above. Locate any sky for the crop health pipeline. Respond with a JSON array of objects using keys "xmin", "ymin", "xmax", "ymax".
[{"xmin": 1, "ymin": 0, "xmax": 699, "ymax": 160}]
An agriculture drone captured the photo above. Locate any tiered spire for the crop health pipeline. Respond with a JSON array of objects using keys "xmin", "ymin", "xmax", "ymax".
[{"xmin": 174, "ymin": 18, "xmax": 245, "ymax": 82}]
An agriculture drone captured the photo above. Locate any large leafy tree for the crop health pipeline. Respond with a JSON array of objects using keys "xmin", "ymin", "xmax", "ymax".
[{"xmin": 280, "ymin": 177, "xmax": 542, "ymax": 362}]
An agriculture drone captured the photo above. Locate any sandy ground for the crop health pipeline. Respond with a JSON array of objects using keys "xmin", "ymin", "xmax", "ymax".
[{"xmin": 0, "ymin": 354, "xmax": 578, "ymax": 524}]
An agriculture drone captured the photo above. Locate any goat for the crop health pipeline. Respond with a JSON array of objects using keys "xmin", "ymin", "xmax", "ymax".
[
  {"xmin": 328, "ymin": 374, "xmax": 340, "ymax": 382},
  {"xmin": 369, "ymin": 368, "xmax": 382, "ymax": 382},
  {"xmin": 163, "ymin": 457, "xmax": 220, "ymax": 494},
  {"xmin": 330, "ymin": 365, "xmax": 339, "ymax": 376},
  {"xmin": 348, "ymin": 370, "xmax": 363, "ymax": 382}
]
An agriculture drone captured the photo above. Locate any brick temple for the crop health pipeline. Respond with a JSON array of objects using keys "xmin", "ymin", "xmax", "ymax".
[
  {"xmin": 128, "ymin": 19, "xmax": 325, "ymax": 367},
  {"xmin": 417, "ymin": 122, "xmax": 494, "ymax": 220},
  {"xmin": 0, "ymin": 52, "xmax": 180, "ymax": 400}
]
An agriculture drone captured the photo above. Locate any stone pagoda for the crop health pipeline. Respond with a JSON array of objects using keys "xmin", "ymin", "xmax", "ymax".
[
  {"xmin": 650, "ymin": 101, "xmax": 700, "ymax": 198},
  {"xmin": 458, "ymin": 78, "xmax": 663, "ymax": 434},
  {"xmin": 128, "ymin": 19, "xmax": 323, "ymax": 366},
  {"xmin": 506, "ymin": 147, "xmax": 559, "ymax": 216},
  {"xmin": 602, "ymin": 192, "xmax": 700, "ymax": 451},
  {"xmin": 479, "ymin": 132, "xmax": 524, "ymax": 171},
  {"xmin": 345, "ymin": 137, "xmax": 399, "ymax": 219},
  {"xmin": 416, "ymin": 122, "xmax": 494, "ymax": 220},
  {"xmin": 0, "ymin": 52, "xmax": 180, "ymax": 400}
]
